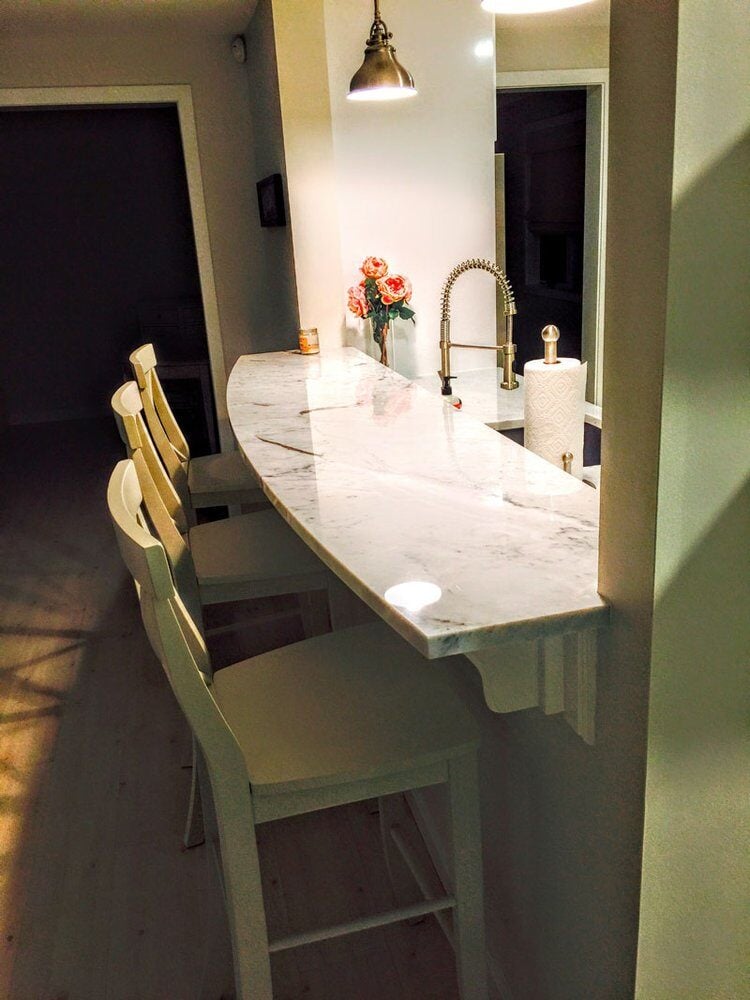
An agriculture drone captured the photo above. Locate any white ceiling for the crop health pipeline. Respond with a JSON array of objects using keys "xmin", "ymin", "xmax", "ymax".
[
  {"xmin": 0, "ymin": 0, "xmax": 258, "ymax": 33},
  {"xmin": 1, "ymin": 0, "xmax": 610, "ymax": 35},
  {"xmin": 494, "ymin": 0, "xmax": 610, "ymax": 29}
]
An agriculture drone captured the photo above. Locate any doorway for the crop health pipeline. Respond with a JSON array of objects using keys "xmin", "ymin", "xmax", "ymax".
[
  {"xmin": 0, "ymin": 103, "xmax": 218, "ymax": 452},
  {"xmin": 497, "ymin": 88, "xmax": 586, "ymax": 370},
  {"xmin": 0, "ymin": 84, "xmax": 229, "ymax": 447},
  {"xmin": 494, "ymin": 70, "xmax": 608, "ymax": 405}
]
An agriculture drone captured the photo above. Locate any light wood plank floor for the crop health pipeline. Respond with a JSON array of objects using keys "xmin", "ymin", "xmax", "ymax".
[{"xmin": 0, "ymin": 419, "xmax": 459, "ymax": 1000}]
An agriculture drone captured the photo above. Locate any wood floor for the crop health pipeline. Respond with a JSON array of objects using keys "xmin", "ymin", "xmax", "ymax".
[{"xmin": 0, "ymin": 419, "xmax": 459, "ymax": 1000}]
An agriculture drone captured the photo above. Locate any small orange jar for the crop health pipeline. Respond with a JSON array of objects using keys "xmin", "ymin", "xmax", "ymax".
[{"xmin": 298, "ymin": 328, "xmax": 320, "ymax": 354}]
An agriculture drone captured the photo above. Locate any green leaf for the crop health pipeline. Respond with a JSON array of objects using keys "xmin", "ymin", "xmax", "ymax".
[{"xmin": 399, "ymin": 306, "xmax": 415, "ymax": 321}]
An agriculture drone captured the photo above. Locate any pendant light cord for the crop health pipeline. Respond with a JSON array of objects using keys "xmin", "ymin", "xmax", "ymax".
[{"xmin": 368, "ymin": 0, "xmax": 392, "ymax": 47}]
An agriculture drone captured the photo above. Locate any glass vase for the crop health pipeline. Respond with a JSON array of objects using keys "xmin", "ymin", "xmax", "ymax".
[{"xmin": 371, "ymin": 318, "xmax": 392, "ymax": 368}]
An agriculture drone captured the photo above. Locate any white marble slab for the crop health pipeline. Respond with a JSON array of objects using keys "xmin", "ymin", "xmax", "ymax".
[
  {"xmin": 412, "ymin": 367, "xmax": 603, "ymax": 430},
  {"xmin": 228, "ymin": 348, "xmax": 608, "ymax": 659}
]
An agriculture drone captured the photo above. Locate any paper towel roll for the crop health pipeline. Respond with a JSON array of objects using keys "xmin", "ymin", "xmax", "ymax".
[{"xmin": 523, "ymin": 358, "xmax": 587, "ymax": 479}]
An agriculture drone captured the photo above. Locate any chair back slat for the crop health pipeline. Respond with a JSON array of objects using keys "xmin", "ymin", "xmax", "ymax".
[
  {"xmin": 111, "ymin": 381, "xmax": 192, "ymax": 533},
  {"xmin": 138, "ymin": 374, "xmax": 189, "ymax": 488},
  {"xmin": 130, "ymin": 448, "xmax": 203, "ymax": 633},
  {"xmin": 130, "ymin": 343, "xmax": 191, "ymax": 463},
  {"xmin": 152, "ymin": 368, "xmax": 190, "ymax": 462}
]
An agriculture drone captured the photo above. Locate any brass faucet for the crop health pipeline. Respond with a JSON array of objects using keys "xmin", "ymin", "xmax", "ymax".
[{"xmin": 438, "ymin": 258, "xmax": 518, "ymax": 395}]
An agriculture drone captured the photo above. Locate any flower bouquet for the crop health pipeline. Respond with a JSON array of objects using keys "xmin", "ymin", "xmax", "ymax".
[{"xmin": 347, "ymin": 256, "xmax": 415, "ymax": 367}]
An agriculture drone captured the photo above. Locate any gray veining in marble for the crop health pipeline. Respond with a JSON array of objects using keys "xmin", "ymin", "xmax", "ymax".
[
  {"xmin": 228, "ymin": 348, "xmax": 608, "ymax": 658},
  {"xmin": 412, "ymin": 367, "xmax": 602, "ymax": 430}
]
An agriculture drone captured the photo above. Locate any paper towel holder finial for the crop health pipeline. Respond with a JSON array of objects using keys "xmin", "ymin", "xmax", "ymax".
[{"xmin": 541, "ymin": 325, "xmax": 560, "ymax": 365}]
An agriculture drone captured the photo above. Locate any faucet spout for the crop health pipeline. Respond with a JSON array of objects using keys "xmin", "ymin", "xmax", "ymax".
[{"xmin": 438, "ymin": 258, "xmax": 518, "ymax": 393}]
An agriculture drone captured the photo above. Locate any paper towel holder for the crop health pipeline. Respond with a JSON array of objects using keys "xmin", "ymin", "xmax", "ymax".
[{"xmin": 542, "ymin": 324, "xmax": 560, "ymax": 365}]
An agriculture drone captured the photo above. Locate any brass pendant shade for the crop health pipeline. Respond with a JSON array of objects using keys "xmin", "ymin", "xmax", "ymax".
[{"xmin": 348, "ymin": 1, "xmax": 417, "ymax": 102}]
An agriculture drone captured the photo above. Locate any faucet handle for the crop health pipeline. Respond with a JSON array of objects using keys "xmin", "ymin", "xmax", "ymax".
[{"xmin": 438, "ymin": 372, "xmax": 456, "ymax": 396}]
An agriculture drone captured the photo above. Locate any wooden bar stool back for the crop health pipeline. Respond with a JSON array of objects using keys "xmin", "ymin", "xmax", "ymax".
[
  {"xmin": 130, "ymin": 343, "xmax": 265, "ymax": 510},
  {"xmin": 130, "ymin": 343, "xmax": 191, "ymax": 493},
  {"xmin": 111, "ymin": 380, "xmax": 191, "ymax": 532}
]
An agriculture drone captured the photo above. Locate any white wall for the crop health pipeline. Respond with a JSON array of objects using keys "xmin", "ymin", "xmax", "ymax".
[
  {"xmin": 244, "ymin": 0, "xmax": 300, "ymax": 352},
  {"xmin": 271, "ymin": 0, "xmax": 499, "ymax": 377},
  {"xmin": 324, "ymin": 0, "xmax": 498, "ymax": 378},
  {"xmin": 635, "ymin": 0, "xmax": 750, "ymax": 993},
  {"xmin": 274, "ymin": 1, "xmax": 617, "ymax": 381},
  {"xmin": 272, "ymin": 0, "xmax": 346, "ymax": 354}
]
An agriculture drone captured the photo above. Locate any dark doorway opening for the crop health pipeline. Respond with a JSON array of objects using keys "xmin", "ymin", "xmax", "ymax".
[
  {"xmin": 496, "ymin": 88, "xmax": 587, "ymax": 371},
  {"xmin": 0, "ymin": 105, "xmax": 217, "ymax": 453}
]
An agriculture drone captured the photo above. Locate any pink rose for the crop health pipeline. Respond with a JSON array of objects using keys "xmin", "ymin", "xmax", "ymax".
[
  {"xmin": 347, "ymin": 281, "xmax": 371, "ymax": 318},
  {"xmin": 376, "ymin": 274, "xmax": 412, "ymax": 305},
  {"xmin": 361, "ymin": 256, "xmax": 388, "ymax": 279}
]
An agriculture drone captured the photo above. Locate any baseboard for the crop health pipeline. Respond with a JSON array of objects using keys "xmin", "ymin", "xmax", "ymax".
[{"xmin": 406, "ymin": 790, "xmax": 514, "ymax": 1000}]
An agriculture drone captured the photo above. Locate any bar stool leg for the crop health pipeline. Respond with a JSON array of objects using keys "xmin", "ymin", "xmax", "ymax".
[
  {"xmin": 200, "ymin": 848, "xmax": 235, "ymax": 1000},
  {"xmin": 448, "ymin": 752, "xmax": 488, "ymax": 1000}
]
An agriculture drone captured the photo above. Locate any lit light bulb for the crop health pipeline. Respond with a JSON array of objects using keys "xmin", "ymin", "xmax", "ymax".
[
  {"xmin": 481, "ymin": 0, "xmax": 595, "ymax": 14},
  {"xmin": 347, "ymin": 86, "xmax": 417, "ymax": 102}
]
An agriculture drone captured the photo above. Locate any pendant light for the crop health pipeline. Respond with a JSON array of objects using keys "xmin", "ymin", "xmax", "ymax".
[
  {"xmin": 348, "ymin": 1, "xmax": 417, "ymax": 102},
  {"xmin": 481, "ymin": 0, "xmax": 595, "ymax": 12}
]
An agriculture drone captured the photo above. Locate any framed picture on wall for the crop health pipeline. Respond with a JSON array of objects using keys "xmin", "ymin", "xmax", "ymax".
[{"xmin": 256, "ymin": 173, "xmax": 286, "ymax": 227}]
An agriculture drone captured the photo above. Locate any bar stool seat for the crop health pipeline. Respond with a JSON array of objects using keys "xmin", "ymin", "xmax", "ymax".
[
  {"xmin": 190, "ymin": 508, "xmax": 327, "ymax": 605},
  {"xmin": 188, "ymin": 449, "xmax": 265, "ymax": 508},
  {"xmin": 212, "ymin": 621, "xmax": 477, "ymax": 808}
]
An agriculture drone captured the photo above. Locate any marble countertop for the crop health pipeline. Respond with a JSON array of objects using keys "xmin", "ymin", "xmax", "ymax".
[
  {"xmin": 228, "ymin": 348, "xmax": 608, "ymax": 659},
  {"xmin": 412, "ymin": 367, "xmax": 602, "ymax": 430}
]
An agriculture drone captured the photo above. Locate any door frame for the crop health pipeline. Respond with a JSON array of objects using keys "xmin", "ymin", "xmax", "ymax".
[
  {"xmin": 495, "ymin": 68, "xmax": 609, "ymax": 405},
  {"xmin": 0, "ymin": 84, "xmax": 231, "ymax": 449}
]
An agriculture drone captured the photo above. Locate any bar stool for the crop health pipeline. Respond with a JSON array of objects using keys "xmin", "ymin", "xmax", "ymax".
[
  {"xmin": 130, "ymin": 342, "xmax": 265, "ymax": 510},
  {"xmin": 111, "ymin": 381, "xmax": 330, "ymax": 612},
  {"xmin": 107, "ymin": 457, "xmax": 488, "ymax": 1000}
]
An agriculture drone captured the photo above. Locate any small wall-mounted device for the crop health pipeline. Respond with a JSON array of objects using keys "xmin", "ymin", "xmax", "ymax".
[
  {"xmin": 231, "ymin": 35, "xmax": 246, "ymax": 64},
  {"xmin": 256, "ymin": 174, "xmax": 286, "ymax": 228}
]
